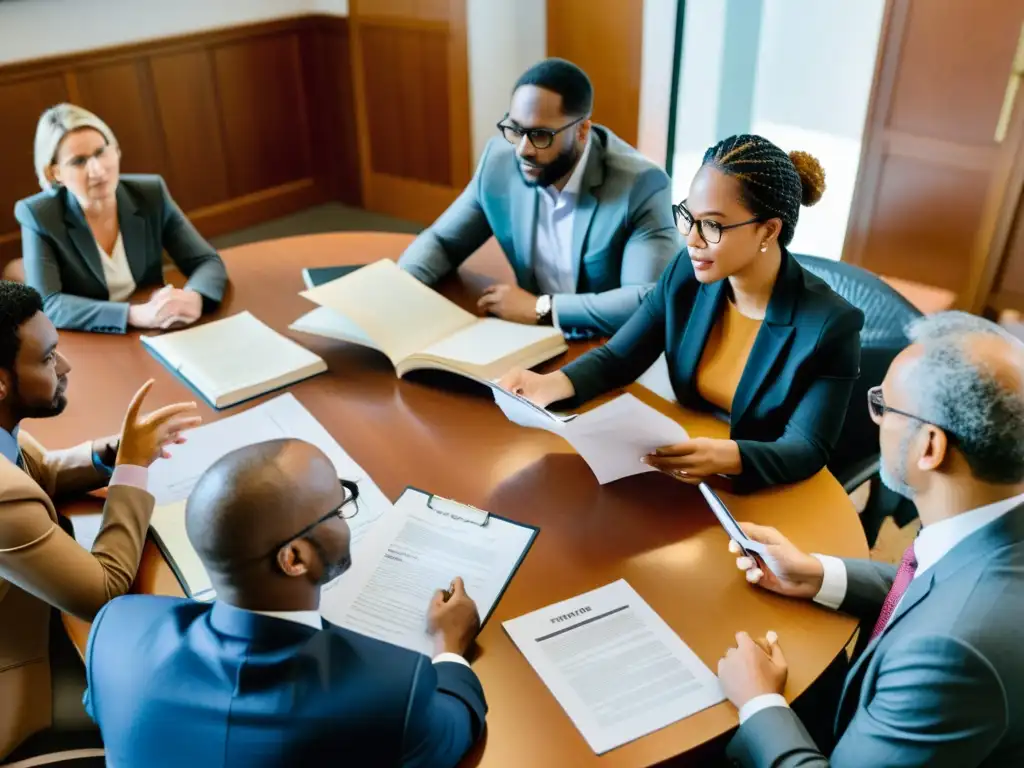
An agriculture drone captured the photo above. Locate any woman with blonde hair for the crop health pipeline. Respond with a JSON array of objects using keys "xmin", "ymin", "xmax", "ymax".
[{"xmin": 15, "ymin": 104, "xmax": 227, "ymax": 334}]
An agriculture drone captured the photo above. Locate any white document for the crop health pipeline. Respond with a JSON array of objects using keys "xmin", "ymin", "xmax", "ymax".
[
  {"xmin": 289, "ymin": 306, "xmax": 378, "ymax": 349},
  {"xmin": 141, "ymin": 311, "xmax": 327, "ymax": 408},
  {"xmin": 145, "ymin": 394, "xmax": 392, "ymax": 600},
  {"xmin": 503, "ymin": 579, "xmax": 724, "ymax": 755},
  {"xmin": 319, "ymin": 488, "xmax": 536, "ymax": 656},
  {"xmin": 494, "ymin": 391, "xmax": 690, "ymax": 484}
]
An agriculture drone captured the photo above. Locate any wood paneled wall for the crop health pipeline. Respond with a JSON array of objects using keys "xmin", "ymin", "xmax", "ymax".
[
  {"xmin": 547, "ymin": 0, "xmax": 644, "ymax": 147},
  {"xmin": 0, "ymin": 15, "xmax": 360, "ymax": 269},
  {"xmin": 349, "ymin": 0, "xmax": 472, "ymax": 224}
]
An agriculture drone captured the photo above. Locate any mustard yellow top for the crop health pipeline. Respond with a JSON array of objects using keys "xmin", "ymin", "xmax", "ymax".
[{"xmin": 695, "ymin": 300, "xmax": 763, "ymax": 412}]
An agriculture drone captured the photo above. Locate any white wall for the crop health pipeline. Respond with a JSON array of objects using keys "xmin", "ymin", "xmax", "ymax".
[
  {"xmin": 466, "ymin": 0, "xmax": 546, "ymax": 164},
  {"xmin": 0, "ymin": 0, "xmax": 348, "ymax": 66}
]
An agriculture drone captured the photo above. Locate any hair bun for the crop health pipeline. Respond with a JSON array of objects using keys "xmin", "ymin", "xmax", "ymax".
[{"xmin": 789, "ymin": 150, "xmax": 826, "ymax": 207}]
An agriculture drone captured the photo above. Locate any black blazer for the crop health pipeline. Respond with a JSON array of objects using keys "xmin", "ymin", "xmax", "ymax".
[
  {"xmin": 15, "ymin": 174, "xmax": 227, "ymax": 334},
  {"xmin": 562, "ymin": 249, "xmax": 864, "ymax": 492}
]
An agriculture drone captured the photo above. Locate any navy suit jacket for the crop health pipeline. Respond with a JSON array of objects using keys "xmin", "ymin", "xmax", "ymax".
[
  {"xmin": 15, "ymin": 174, "xmax": 227, "ymax": 334},
  {"xmin": 84, "ymin": 596, "xmax": 487, "ymax": 768},
  {"xmin": 562, "ymin": 249, "xmax": 864, "ymax": 492}
]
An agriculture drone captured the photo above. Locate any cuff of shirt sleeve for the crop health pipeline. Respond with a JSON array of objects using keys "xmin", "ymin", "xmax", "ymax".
[
  {"xmin": 110, "ymin": 464, "xmax": 149, "ymax": 491},
  {"xmin": 812, "ymin": 554, "xmax": 847, "ymax": 610},
  {"xmin": 432, "ymin": 652, "xmax": 470, "ymax": 668},
  {"xmin": 738, "ymin": 693, "xmax": 790, "ymax": 725},
  {"xmin": 550, "ymin": 295, "xmax": 563, "ymax": 332}
]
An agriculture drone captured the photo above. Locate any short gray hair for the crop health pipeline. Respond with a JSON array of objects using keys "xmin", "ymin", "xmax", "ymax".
[
  {"xmin": 905, "ymin": 311, "xmax": 1024, "ymax": 483},
  {"xmin": 33, "ymin": 103, "xmax": 117, "ymax": 191}
]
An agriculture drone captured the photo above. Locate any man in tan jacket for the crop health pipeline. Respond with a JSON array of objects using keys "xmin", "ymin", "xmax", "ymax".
[{"xmin": 0, "ymin": 281, "xmax": 200, "ymax": 763}]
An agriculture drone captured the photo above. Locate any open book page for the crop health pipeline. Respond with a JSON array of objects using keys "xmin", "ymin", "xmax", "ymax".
[
  {"xmin": 413, "ymin": 318, "xmax": 566, "ymax": 378},
  {"xmin": 300, "ymin": 260, "xmax": 476, "ymax": 364},
  {"xmin": 289, "ymin": 306, "xmax": 378, "ymax": 350},
  {"xmin": 142, "ymin": 312, "xmax": 325, "ymax": 406}
]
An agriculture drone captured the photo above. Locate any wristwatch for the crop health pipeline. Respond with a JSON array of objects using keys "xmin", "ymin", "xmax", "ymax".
[{"xmin": 535, "ymin": 294, "xmax": 553, "ymax": 325}]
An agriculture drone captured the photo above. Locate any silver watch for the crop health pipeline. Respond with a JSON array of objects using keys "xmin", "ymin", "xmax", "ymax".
[{"xmin": 535, "ymin": 294, "xmax": 552, "ymax": 322}]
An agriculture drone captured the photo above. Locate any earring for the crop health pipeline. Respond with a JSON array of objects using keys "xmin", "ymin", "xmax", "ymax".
[{"xmin": 760, "ymin": 244, "xmax": 768, "ymax": 252}]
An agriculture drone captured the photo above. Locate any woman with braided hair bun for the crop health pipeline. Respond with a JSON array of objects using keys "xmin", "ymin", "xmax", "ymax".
[{"xmin": 501, "ymin": 134, "xmax": 864, "ymax": 493}]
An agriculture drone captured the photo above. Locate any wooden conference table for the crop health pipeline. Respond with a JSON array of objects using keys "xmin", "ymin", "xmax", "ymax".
[{"xmin": 31, "ymin": 233, "xmax": 867, "ymax": 767}]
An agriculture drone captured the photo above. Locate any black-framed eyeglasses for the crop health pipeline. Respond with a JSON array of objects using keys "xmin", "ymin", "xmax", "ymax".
[
  {"xmin": 867, "ymin": 386, "xmax": 958, "ymax": 442},
  {"xmin": 496, "ymin": 113, "xmax": 588, "ymax": 149},
  {"xmin": 673, "ymin": 201, "xmax": 761, "ymax": 244},
  {"xmin": 257, "ymin": 479, "xmax": 360, "ymax": 563}
]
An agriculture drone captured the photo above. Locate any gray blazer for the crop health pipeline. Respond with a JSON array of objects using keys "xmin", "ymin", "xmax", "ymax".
[
  {"xmin": 15, "ymin": 174, "xmax": 227, "ymax": 334},
  {"xmin": 728, "ymin": 502, "xmax": 1024, "ymax": 767},
  {"xmin": 397, "ymin": 125, "xmax": 680, "ymax": 335}
]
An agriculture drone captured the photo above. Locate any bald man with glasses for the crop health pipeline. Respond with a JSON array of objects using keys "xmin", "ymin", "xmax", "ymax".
[
  {"xmin": 82, "ymin": 439, "xmax": 487, "ymax": 768},
  {"xmin": 399, "ymin": 58, "xmax": 680, "ymax": 336}
]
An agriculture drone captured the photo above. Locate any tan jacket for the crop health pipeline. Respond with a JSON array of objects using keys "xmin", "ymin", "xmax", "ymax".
[{"xmin": 0, "ymin": 430, "xmax": 153, "ymax": 759}]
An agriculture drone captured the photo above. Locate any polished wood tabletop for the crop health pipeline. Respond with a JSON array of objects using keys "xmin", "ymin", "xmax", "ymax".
[{"xmin": 35, "ymin": 232, "xmax": 867, "ymax": 767}]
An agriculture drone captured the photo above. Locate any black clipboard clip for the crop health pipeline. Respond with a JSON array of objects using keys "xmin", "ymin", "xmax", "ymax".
[{"xmin": 426, "ymin": 494, "xmax": 490, "ymax": 526}]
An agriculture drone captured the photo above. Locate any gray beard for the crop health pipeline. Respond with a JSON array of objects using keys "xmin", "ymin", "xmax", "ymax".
[{"xmin": 879, "ymin": 429, "xmax": 917, "ymax": 500}]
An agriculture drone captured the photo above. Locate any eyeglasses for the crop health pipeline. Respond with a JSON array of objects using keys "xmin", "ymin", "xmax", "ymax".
[
  {"xmin": 496, "ymin": 114, "xmax": 588, "ymax": 149},
  {"xmin": 673, "ymin": 201, "xmax": 761, "ymax": 244},
  {"xmin": 257, "ymin": 479, "xmax": 360, "ymax": 563},
  {"xmin": 866, "ymin": 386, "xmax": 958, "ymax": 441}
]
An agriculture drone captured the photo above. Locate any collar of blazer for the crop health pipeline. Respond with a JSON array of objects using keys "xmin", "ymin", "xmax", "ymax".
[
  {"xmin": 63, "ymin": 183, "xmax": 150, "ymax": 290},
  {"xmin": 676, "ymin": 249, "xmax": 805, "ymax": 426},
  {"xmin": 209, "ymin": 600, "xmax": 325, "ymax": 645},
  {"xmin": 835, "ymin": 500, "xmax": 1024, "ymax": 731}
]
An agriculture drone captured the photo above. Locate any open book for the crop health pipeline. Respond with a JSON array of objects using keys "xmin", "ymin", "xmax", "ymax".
[
  {"xmin": 289, "ymin": 259, "xmax": 568, "ymax": 380},
  {"xmin": 141, "ymin": 312, "xmax": 327, "ymax": 409}
]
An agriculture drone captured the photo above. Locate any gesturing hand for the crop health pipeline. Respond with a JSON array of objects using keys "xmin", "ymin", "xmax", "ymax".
[
  {"xmin": 116, "ymin": 380, "xmax": 202, "ymax": 467},
  {"xmin": 427, "ymin": 576, "xmax": 481, "ymax": 656},
  {"xmin": 728, "ymin": 522, "xmax": 825, "ymax": 599}
]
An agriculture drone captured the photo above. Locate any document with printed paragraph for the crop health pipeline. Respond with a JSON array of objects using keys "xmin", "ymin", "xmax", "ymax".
[
  {"xmin": 319, "ymin": 488, "xmax": 537, "ymax": 656},
  {"xmin": 503, "ymin": 579, "xmax": 724, "ymax": 755}
]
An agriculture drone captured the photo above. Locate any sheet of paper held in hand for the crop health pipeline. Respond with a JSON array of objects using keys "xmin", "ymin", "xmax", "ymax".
[
  {"xmin": 503, "ymin": 579, "xmax": 725, "ymax": 755},
  {"xmin": 490, "ymin": 388, "xmax": 690, "ymax": 484},
  {"xmin": 319, "ymin": 488, "xmax": 537, "ymax": 656},
  {"xmin": 144, "ymin": 393, "xmax": 393, "ymax": 601}
]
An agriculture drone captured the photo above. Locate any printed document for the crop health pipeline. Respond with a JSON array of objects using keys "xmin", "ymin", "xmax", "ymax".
[
  {"xmin": 503, "ymin": 579, "xmax": 724, "ymax": 755},
  {"xmin": 493, "ymin": 390, "xmax": 690, "ymax": 483},
  {"xmin": 319, "ymin": 488, "xmax": 537, "ymax": 656},
  {"xmin": 145, "ymin": 394, "xmax": 392, "ymax": 599}
]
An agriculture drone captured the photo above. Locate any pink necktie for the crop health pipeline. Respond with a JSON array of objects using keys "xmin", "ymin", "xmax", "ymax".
[{"xmin": 869, "ymin": 543, "xmax": 918, "ymax": 641}]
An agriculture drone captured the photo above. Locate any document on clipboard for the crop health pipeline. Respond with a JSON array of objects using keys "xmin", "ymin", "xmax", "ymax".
[{"xmin": 319, "ymin": 487, "xmax": 538, "ymax": 656}]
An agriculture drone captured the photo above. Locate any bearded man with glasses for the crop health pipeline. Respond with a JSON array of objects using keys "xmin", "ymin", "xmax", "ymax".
[
  {"xmin": 399, "ymin": 58, "xmax": 679, "ymax": 336},
  {"xmin": 80, "ymin": 439, "xmax": 487, "ymax": 768}
]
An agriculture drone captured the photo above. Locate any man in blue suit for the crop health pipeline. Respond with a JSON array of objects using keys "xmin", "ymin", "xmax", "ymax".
[{"xmin": 83, "ymin": 439, "xmax": 487, "ymax": 767}]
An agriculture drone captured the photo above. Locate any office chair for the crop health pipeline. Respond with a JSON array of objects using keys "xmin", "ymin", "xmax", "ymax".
[{"xmin": 793, "ymin": 253, "xmax": 922, "ymax": 547}]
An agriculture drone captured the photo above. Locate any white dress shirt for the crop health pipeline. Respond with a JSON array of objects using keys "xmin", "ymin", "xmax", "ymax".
[
  {"xmin": 251, "ymin": 608, "xmax": 470, "ymax": 667},
  {"xmin": 533, "ymin": 135, "xmax": 593, "ymax": 319},
  {"xmin": 738, "ymin": 491, "xmax": 1024, "ymax": 725},
  {"xmin": 96, "ymin": 232, "xmax": 136, "ymax": 302}
]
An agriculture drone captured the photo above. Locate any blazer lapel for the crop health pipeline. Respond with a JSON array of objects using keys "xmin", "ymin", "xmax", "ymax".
[
  {"xmin": 730, "ymin": 251, "xmax": 802, "ymax": 427},
  {"xmin": 675, "ymin": 279, "xmax": 728, "ymax": 393},
  {"xmin": 64, "ymin": 194, "xmax": 106, "ymax": 288},
  {"xmin": 116, "ymin": 184, "xmax": 149, "ymax": 283},
  {"xmin": 510, "ymin": 183, "xmax": 539, "ymax": 292},
  {"xmin": 570, "ymin": 138, "xmax": 605, "ymax": 289}
]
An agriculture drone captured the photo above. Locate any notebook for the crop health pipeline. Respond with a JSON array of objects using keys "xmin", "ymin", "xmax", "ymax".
[
  {"xmin": 141, "ymin": 311, "xmax": 327, "ymax": 409},
  {"xmin": 301, "ymin": 265, "xmax": 364, "ymax": 290},
  {"xmin": 290, "ymin": 259, "xmax": 567, "ymax": 381}
]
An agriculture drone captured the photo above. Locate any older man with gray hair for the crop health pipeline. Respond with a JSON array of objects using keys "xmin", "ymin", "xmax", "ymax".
[{"xmin": 714, "ymin": 311, "xmax": 1024, "ymax": 767}]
